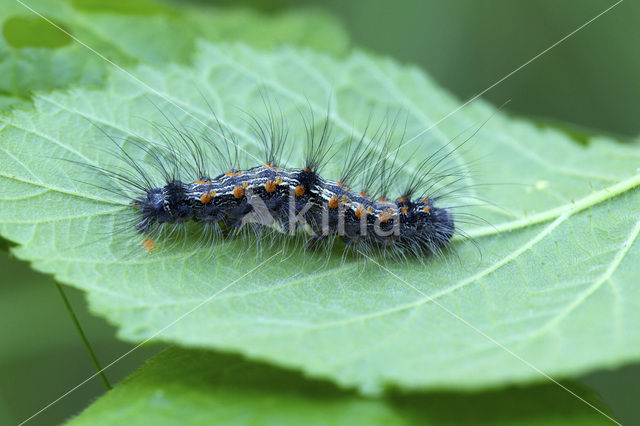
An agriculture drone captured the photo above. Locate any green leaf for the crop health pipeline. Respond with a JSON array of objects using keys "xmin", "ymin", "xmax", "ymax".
[
  {"xmin": 0, "ymin": 0, "xmax": 348, "ymax": 110},
  {"xmin": 67, "ymin": 347, "xmax": 612, "ymax": 426},
  {"xmin": 1, "ymin": 42, "xmax": 639, "ymax": 392}
]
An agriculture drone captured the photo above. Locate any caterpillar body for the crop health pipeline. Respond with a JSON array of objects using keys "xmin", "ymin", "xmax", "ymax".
[
  {"xmin": 94, "ymin": 106, "xmax": 471, "ymax": 260},
  {"xmin": 135, "ymin": 165, "xmax": 454, "ymax": 252}
]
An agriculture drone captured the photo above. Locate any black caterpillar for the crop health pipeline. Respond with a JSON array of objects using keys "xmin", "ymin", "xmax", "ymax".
[{"xmin": 93, "ymin": 107, "xmax": 469, "ymax": 259}]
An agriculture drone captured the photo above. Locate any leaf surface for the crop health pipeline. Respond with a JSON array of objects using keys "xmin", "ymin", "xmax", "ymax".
[
  {"xmin": 1, "ymin": 42, "xmax": 639, "ymax": 392},
  {"xmin": 0, "ymin": 0, "xmax": 348, "ymax": 111},
  {"xmin": 67, "ymin": 348, "xmax": 611, "ymax": 426}
]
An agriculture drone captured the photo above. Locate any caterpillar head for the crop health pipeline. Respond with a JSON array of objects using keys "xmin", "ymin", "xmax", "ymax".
[
  {"xmin": 133, "ymin": 187, "xmax": 169, "ymax": 233},
  {"xmin": 133, "ymin": 180, "xmax": 192, "ymax": 231}
]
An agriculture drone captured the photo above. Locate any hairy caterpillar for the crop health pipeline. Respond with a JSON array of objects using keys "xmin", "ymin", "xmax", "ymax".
[{"xmin": 86, "ymin": 103, "xmax": 478, "ymax": 261}]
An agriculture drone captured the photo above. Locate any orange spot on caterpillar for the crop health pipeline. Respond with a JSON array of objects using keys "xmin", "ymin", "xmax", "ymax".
[
  {"xmin": 302, "ymin": 167, "xmax": 311, "ymax": 172},
  {"xmin": 275, "ymin": 177, "xmax": 283, "ymax": 185},
  {"xmin": 225, "ymin": 171, "xmax": 236, "ymax": 177},
  {"xmin": 379, "ymin": 211, "xmax": 390, "ymax": 223},
  {"xmin": 388, "ymin": 208, "xmax": 395, "ymax": 214},
  {"xmin": 263, "ymin": 164, "xmax": 274, "ymax": 169},
  {"xmin": 397, "ymin": 196, "xmax": 405, "ymax": 203},
  {"xmin": 200, "ymin": 192, "xmax": 212, "ymax": 204},
  {"xmin": 377, "ymin": 197, "xmax": 389, "ymax": 203},
  {"xmin": 422, "ymin": 206, "xmax": 431, "ymax": 213},
  {"xmin": 341, "ymin": 196, "xmax": 349, "ymax": 204},
  {"xmin": 242, "ymin": 182, "xmax": 249, "ymax": 189},
  {"xmin": 295, "ymin": 185, "xmax": 306, "ymax": 197},
  {"xmin": 141, "ymin": 238, "xmax": 156, "ymax": 253},
  {"xmin": 336, "ymin": 180, "xmax": 345, "ymax": 187},
  {"xmin": 233, "ymin": 186, "xmax": 244, "ymax": 199},
  {"xmin": 195, "ymin": 179, "xmax": 210, "ymax": 184},
  {"xmin": 367, "ymin": 207, "xmax": 373, "ymax": 213},
  {"xmin": 265, "ymin": 180, "xmax": 276, "ymax": 193},
  {"xmin": 421, "ymin": 198, "xmax": 430, "ymax": 203},
  {"xmin": 355, "ymin": 205, "xmax": 366, "ymax": 219},
  {"xmin": 328, "ymin": 196, "xmax": 339, "ymax": 209},
  {"xmin": 359, "ymin": 191, "xmax": 368, "ymax": 197},
  {"xmin": 401, "ymin": 206, "xmax": 408, "ymax": 215}
]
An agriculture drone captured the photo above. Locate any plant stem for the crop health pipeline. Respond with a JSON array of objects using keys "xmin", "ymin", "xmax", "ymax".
[{"xmin": 55, "ymin": 282, "xmax": 112, "ymax": 390}]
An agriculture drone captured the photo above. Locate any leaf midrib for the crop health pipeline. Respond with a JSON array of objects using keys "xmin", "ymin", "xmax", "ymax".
[{"xmin": 464, "ymin": 172, "xmax": 640, "ymax": 240}]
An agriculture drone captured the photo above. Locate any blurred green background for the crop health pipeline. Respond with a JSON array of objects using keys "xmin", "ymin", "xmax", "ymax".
[
  {"xmin": 212, "ymin": 0, "xmax": 640, "ymax": 138},
  {"xmin": 2, "ymin": 0, "xmax": 639, "ymax": 424}
]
